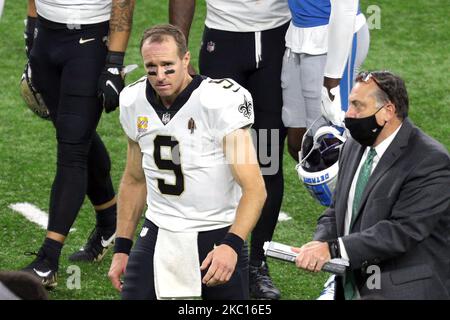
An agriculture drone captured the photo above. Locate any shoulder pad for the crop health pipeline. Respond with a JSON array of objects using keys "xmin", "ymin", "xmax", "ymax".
[
  {"xmin": 199, "ymin": 78, "xmax": 249, "ymax": 110},
  {"xmin": 120, "ymin": 76, "xmax": 147, "ymax": 108}
]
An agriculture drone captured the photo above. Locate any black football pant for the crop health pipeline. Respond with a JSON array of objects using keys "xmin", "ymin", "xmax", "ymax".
[
  {"xmin": 199, "ymin": 23, "xmax": 289, "ymax": 263},
  {"xmin": 122, "ymin": 219, "xmax": 249, "ymax": 300},
  {"xmin": 30, "ymin": 17, "xmax": 115, "ymax": 236}
]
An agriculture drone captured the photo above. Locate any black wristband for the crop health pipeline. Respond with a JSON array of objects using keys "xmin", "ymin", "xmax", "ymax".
[
  {"xmin": 114, "ymin": 237, "xmax": 133, "ymax": 255},
  {"xmin": 327, "ymin": 239, "xmax": 341, "ymax": 259},
  {"xmin": 26, "ymin": 16, "xmax": 37, "ymax": 35},
  {"xmin": 219, "ymin": 232, "xmax": 244, "ymax": 255},
  {"xmin": 106, "ymin": 51, "xmax": 125, "ymax": 67}
]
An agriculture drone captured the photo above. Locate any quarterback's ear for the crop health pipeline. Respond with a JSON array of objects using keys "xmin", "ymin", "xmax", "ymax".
[{"xmin": 182, "ymin": 51, "xmax": 191, "ymax": 69}]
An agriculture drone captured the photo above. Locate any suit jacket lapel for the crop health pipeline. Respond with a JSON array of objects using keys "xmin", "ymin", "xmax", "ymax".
[{"xmin": 352, "ymin": 119, "xmax": 413, "ymax": 228}]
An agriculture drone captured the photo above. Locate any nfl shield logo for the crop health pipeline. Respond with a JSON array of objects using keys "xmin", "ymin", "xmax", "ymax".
[
  {"xmin": 206, "ymin": 41, "xmax": 215, "ymax": 53},
  {"xmin": 162, "ymin": 112, "xmax": 171, "ymax": 125}
]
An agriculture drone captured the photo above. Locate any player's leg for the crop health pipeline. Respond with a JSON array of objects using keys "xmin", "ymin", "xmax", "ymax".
[
  {"xmin": 69, "ymin": 132, "xmax": 117, "ymax": 262},
  {"xmin": 282, "ymin": 49, "xmax": 326, "ymax": 163},
  {"xmin": 48, "ymin": 69, "xmax": 104, "ymax": 236},
  {"xmin": 121, "ymin": 219, "xmax": 158, "ymax": 300},
  {"xmin": 22, "ymin": 22, "xmax": 62, "ymax": 288},
  {"xmin": 282, "ymin": 49, "xmax": 307, "ymax": 161},
  {"xmin": 198, "ymin": 26, "xmax": 251, "ymax": 86},
  {"xmin": 281, "ymin": 48, "xmax": 306, "ymax": 161},
  {"xmin": 200, "ymin": 227, "xmax": 249, "ymax": 300},
  {"xmin": 23, "ymin": 23, "xmax": 109, "ymax": 288},
  {"xmin": 284, "ymin": 52, "xmax": 327, "ymax": 162},
  {"xmin": 46, "ymin": 21, "xmax": 108, "ymax": 234},
  {"xmin": 301, "ymin": 53, "xmax": 328, "ymax": 132},
  {"xmin": 47, "ymin": 21, "xmax": 108, "ymax": 236},
  {"xmin": 247, "ymin": 22, "xmax": 289, "ymax": 300}
]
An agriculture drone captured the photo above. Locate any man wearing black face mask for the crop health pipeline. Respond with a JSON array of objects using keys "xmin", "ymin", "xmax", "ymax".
[{"xmin": 291, "ymin": 70, "xmax": 450, "ymax": 300}]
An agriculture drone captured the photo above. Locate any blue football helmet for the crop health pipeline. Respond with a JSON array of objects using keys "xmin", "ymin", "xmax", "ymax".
[{"xmin": 296, "ymin": 125, "xmax": 346, "ymax": 206}]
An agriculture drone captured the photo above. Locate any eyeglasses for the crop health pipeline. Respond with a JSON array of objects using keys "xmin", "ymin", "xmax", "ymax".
[{"xmin": 357, "ymin": 71, "xmax": 394, "ymax": 103}]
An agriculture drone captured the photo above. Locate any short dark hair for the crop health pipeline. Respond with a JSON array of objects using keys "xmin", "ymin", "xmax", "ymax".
[
  {"xmin": 356, "ymin": 70, "xmax": 409, "ymax": 119},
  {"xmin": 140, "ymin": 24, "xmax": 188, "ymax": 58},
  {"xmin": 0, "ymin": 271, "xmax": 48, "ymax": 300}
]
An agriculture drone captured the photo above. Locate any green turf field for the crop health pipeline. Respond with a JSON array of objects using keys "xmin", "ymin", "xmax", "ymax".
[{"xmin": 0, "ymin": 0, "xmax": 448, "ymax": 300}]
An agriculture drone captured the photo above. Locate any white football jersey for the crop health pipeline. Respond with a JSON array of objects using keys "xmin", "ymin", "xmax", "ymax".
[
  {"xmin": 35, "ymin": 0, "xmax": 111, "ymax": 24},
  {"xmin": 205, "ymin": 0, "xmax": 290, "ymax": 32},
  {"xmin": 119, "ymin": 76, "xmax": 254, "ymax": 232}
]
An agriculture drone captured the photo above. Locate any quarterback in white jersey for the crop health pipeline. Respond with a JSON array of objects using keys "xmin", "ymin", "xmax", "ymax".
[
  {"xmin": 120, "ymin": 75, "xmax": 255, "ymax": 232},
  {"xmin": 109, "ymin": 24, "xmax": 266, "ymax": 300}
]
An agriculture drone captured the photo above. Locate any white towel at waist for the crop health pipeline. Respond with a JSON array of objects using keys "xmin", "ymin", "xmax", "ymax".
[{"xmin": 153, "ymin": 228, "xmax": 202, "ymax": 299}]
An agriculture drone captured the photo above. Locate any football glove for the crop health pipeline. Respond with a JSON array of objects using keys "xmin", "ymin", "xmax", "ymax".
[
  {"xmin": 20, "ymin": 62, "xmax": 50, "ymax": 120},
  {"xmin": 24, "ymin": 16, "xmax": 37, "ymax": 59},
  {"xmin": 320, "ymin": 86, "xmax": 345, "ymax": 127},
  {"xmin": 98, "ymin": 51, "xmax": 125, "ymax": 113}
]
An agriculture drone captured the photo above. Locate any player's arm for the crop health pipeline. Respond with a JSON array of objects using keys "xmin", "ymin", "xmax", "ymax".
[
  {"xmin": 169, "ymin": 0, "xmax": 195, "ymax": 42},
  {"xmin": 201, "ymin": 128, "xmax": 267, "ymax": 287},
  {"xmin": 108, "ymin": 0, "xmax": 135, "ymax": 52},
  {"xmin": 27, "ymin": 0, "xmax": 36, "ymax": 17},
  {"xmin": 108, "ymin": 137, "xmax": 146, "ymax": 291},
  {"xmin": 323, "ymin": 0, "xmax": 359, "ymax": 92},
  {"xmin": 321, "ymin": 0, "xmax": 359, "ymax": 126},
  {"xmin": 224, "ymin": 128, "xmax": 266, "ymax": 242},
  {"xmin": 169, "ymin": 0, "xmax": 196, "ymax": 75},
  {"xmin": 98, "ymin": 0, "xmax": 136, "ymax": 113},
  {"xmin": 25, "ymin": 0, "xmax": 37, "ymax": 59},
  {"xmin": 116, "ymin": 138, "xmax": 146, "ymax": 240}
]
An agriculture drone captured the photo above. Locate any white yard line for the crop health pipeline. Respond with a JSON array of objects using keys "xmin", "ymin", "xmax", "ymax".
[
  {"xmin": 10, "ymin": 201, "xmax": 286, "ymax": 229},
  {"xmin": 278, "ymin": 211, "xmax": 292, "ymax": 222},
  {"xmin": 9, "ymin": 202, "xmax": 76, "ymax": 232}
]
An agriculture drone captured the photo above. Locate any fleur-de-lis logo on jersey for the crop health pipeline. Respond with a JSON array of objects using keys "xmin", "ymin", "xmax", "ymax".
[{"xmin": 238, "ymin": 95, "xmax": 253, "ymax": 119}]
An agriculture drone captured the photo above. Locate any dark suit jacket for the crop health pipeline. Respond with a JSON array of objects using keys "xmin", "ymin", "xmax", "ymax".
[{"xmin": 314, "ymin": 118, "xmax": 450, "ymax": 300}]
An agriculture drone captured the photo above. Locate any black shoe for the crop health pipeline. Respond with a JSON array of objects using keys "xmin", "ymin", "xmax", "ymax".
[
  {"xmin": 22, "ymin": 251, "xmax": 58, "ymax": 289},
  {"xmin": 69, "ymin": 226, "xmax": 115, "ymax": 262},
  {"xmin": 249, "ymin": 261, "xmax": 281, "ymax": 300}
]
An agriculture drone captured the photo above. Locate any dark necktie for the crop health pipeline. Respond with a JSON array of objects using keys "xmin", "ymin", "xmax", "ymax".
[
  {"xmin": 345, "ymin": 147, "xmax": 377, "ymax": 300},
  {"xmin": 351, "ymin": 148, "xmax": 377, "ymax": 228}
]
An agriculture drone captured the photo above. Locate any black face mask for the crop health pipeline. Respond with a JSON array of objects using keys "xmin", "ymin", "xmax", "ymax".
[{"xmin": 345, "ymin": 107, "xmax": 385, "ymax": 147}]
